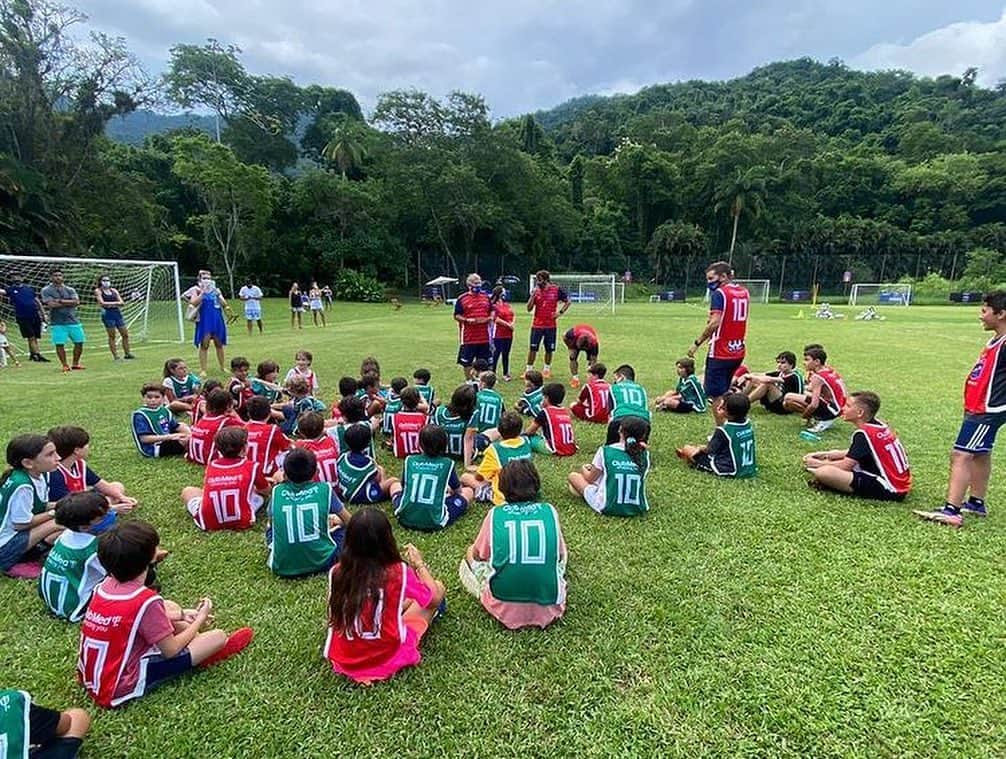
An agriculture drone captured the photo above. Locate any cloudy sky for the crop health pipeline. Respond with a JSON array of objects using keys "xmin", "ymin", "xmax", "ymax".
[{"xmin": 75, "ymin": 0, "xmax": 1006, "ymax": 117}]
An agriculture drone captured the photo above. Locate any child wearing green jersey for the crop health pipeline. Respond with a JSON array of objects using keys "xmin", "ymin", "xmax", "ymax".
[
  {"xmin": 391, "ymin": 425, "xmax": 473, "ymax": 531},
  {"xmin": 460, "ymin": 459, "xmax": 567, "ymax": 629},
  {"xmin": 337, "ymin": 424, "xmax": 398, "ymax": 505},
  {"xmin": 516, "ymin": 370, "xmax": 545, "ymax": 418},
  {"xmin": 654, "ymin": 358, "xmax": 707, "ymax": 413},
  {"xmin": 607, "ymin": 364, "xmax": 651, "ymax": 444},
  {"xmin": 0, "ymin": 689, "xmax": 90, "ymax": 758},
  {"xmin": 677, "ymin": 393, "xmax": 757, "ymax": 478},
  {"xmin": 131, "ymin": 384, "xmax": 190, "ymax": 458},
  {"xmin": 568, "ymin": 416, "xmax": 652, "ymax": 516},
  {"xmin": 432, "ymin": 385, "xmax": 477, "ymax": 460},
  {"xmin": 380, "ymin": 377, "xmax": 411, "ymax": 439},
  {"xmin": 463, "ymin": 371, "xmax": 506, "ymax": 466},
  {"xmin": 0, "ymin": 435, "xmax": 62, "ymax": 575}
]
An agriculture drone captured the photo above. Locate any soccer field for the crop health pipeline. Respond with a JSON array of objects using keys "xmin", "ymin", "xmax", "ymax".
[{"xmin": 2, "ymin": 300, "xmax": 1004, "ymax": 757}]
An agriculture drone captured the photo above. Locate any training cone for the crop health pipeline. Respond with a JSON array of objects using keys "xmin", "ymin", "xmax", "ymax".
[{"xmin": 792, "ymin": 309, "xmax": 804, "ymax": 319}]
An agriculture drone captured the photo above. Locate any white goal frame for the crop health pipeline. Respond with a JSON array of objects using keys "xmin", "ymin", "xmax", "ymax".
[
  {"xmin": 703, "ymin": 278, "xmax": 771, "ymax": 303},
  {"xmin": 531, "ymin": 273, "xmax": 619, "ymax": 314},
  {"xmin": 0, "ymin": 254, "xmax": 185, "ymax": 349},
  {"xmin": 848, "ymin": 283, "xmax": 913, "ymax": 307}
]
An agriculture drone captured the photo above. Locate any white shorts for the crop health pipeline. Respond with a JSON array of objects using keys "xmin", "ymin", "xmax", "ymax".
[
  {"xmin": 245, "ymin": 304, "xmax": 261, "ymax": 320},
  {"xmin": 310, "ymin": 299, "xmax": 323, "ymax": 311},
  {"xmin": 474, "ymin": 482, "xmax": 494, "ymax": 503},
  {"xmin": 186, "ymin": 496, "xmax": 201, "ymax": 517},
  {"xmin": 583, "ymin": 484, "xmax": 605, "ymax": 514}
]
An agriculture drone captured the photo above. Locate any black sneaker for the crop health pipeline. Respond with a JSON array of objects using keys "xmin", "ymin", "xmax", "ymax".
[
  {"xmin": 28, "ymin": 353, "xmax": 39, "ymax": 362},
  {"xmin": 36, "ymin": 354, "xmax": 50, "ymax": 362},
  {"xmin": 123, "ymin": 353, "xmax": 136, "ymax": 359}
]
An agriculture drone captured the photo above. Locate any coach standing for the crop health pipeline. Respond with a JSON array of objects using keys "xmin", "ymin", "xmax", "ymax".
[
  {"xmin": 687, "ymin": 261, "xmax": 749, "ymax": 405},
  {"xmin": 454, "ymin": 273, "xmax": 493, "ymax": 380},
  {"xmin": 0, "ymin": 273, "xmax": 49, "ymax": 362},
  {"xmin": 525, "ymin": 270, "xmax": 569, "ymax": 378},
  {"xmin": 41, "ymin": 268, "xmax": 85, "ymax": 372}
]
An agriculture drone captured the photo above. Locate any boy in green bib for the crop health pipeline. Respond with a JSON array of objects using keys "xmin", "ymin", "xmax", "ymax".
[
  {"xmin": 0, "ymin": 689, "xmax": 91, "ymax": 758},
  {"xmin": 677, "ymin": 393, "xmax": 757, "ymax": 478},
  {"xmin": 268, "ymin": 448, "xmax": 349, "ymax": 577},
  {"xmin": 654, "ymin": 357, "xmax": 707, "ymax": 413},
  {"xmin": 516, "ymin": 370, "xmax": 545, "ymax": 418},
  {"xmin": 568, "ymin": 416, "xmax": 652, "ymax": 516},
  {"xmin": 463, "ymin": 371, "xmax": 506, "ymax": 467},
  {"xmin": 607, "ymin": 364, "xmax": 651, "ymax": 443},
  {"xmin": 391, "ymin": 425, "xmax": 473, "ymax": 531},
  {"xmin": 460, "ymin": 459, "xmax": 567, "ymax": 629}
]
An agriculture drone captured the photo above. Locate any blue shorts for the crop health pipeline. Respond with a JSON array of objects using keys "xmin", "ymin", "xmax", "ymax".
[
  {"xmin": 50, "ymin": 323, "xmax": 85, "ymax": 346},
  {"xmin": 530, "ymin": 327, "xmax": 557, "ymax": 352},
  {"xmin": 245, "ymin": 304, "xmax": 261, "ymax": 320},
  {"xmin": 0, "ymin": 529, "xmax": 30, "ymax": 571},
  {"xmin": 101, "ymin": 310, "xmax": 125, "ymax": 329},
  {"xmin": 474, "ymin": 433, "xmax": 491, "ymax": 452},
  {"xmin": 704, "ymin": 357, "xmax": 742, "ymax": 398},
  {"xmin": 953, "ymin": 413, "xmax": 1006, "ymax": 454},
  {"xmin": 138, "ymin": 650, "xmax": 194, "ymax": 697},
  {"xmin": 348, "ymin": 480, "xmax": 386, "ymax": 505},
  {"xmin": 391, "ymin": 494, "xmax": 469, "ymax": 530},
  {"xmin": 457, "ymin": 343, "xmax": 492, "ymax": 367}
]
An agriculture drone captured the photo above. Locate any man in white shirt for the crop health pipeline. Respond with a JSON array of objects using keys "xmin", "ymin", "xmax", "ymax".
[{"xmin": 238, "ymin": 278, "xmax": 264, "ymax": 334}]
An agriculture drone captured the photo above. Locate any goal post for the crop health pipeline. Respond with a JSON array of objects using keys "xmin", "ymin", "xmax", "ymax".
[
  {"xmin": 848, "ymin": 283, "xmax": 913, "ymax": 307},
  {"xmin": 0, "ymin": 255, "xmax": 185, "ymax": 351},
  {"xmin": 703, "ymin": 279, "xmax": 771, "ymax": 303},
  {"xmin": 530, "ymin": 273, "xmax": 618, "ymax": 314}
]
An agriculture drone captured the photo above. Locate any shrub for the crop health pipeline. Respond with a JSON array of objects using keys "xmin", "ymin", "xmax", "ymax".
[{"xmin": 333, "ymin": 270, "xmax": 384, "ymax": 302}]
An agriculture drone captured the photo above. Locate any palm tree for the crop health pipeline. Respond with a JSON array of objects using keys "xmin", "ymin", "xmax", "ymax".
[
  {"xmin": 322, "ymin": 128, "xmax": 366, "ymax": 180},
  {"xmin": 714, "ymin": 167, "xmax": 767, "ymax": 263}
]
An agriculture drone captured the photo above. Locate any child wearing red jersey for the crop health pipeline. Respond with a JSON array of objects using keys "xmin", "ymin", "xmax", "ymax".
[
  {"xmin": 186, "ymin": 388, "xmax": 243, "ymax": 465},
  {"xmin": 78, "ymin": 520, "xmax": 252, "ymax": 708},
  {"xmin": 227, "ymin": 356, "xmax": 254, "ymax": 421},
  {"xmin": 570, "ymin": 362, "xmax": 611, "ymax": 423},
  {"xmin": 804, "ymin": 391, "xmax": 911, "ymax": 501},
  {"xmin": 330, "ymin": 376, "xmax": 359, "ymax": 423},
  {"xmin": 284, "ymin": 349, "xmax": 319, "ymax": 394},
  {"xmin": 47, "ymin": 426, "xmax": 137, "ymax": 515},
  {"xmin": 784, "ymin": 347, "xmax": 847, "ymax": 434},
  {"xmin": 916, "ymin": 291, "xmax": 1006, "ymax": 527},
  {"xmin": 524, "ymin": 383, "xmax": 578, "ymax": 456},
  {"xmin": 294, "ymin": 412, "xmax": 340, "ymax": 485},
  {"xmin": 391, "ymin": 387, "xmax": 427, "ymax": 459},
  {"xmin": 243, "ymin": 396, "xmax": 291, "ymax": 477},
  {"xmin": 181, "ymin": 427, "xmax": 271, "ymax": 531},
  {"xmin": 324, "ymin": 508, "xmax": 445, "ymax": 684},
  {"xmin": 190, "ymin": 379, "xmax": 222, "ymax": 425}
]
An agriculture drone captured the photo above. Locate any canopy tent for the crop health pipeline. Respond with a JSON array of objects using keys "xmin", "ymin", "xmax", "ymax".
[{"xmin": 423, "ymin": 276, "xmax": 458, "ymax": 302}]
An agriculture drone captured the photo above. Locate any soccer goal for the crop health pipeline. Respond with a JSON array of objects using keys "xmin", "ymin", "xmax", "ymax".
[
  {"xmin": 531, "ymin": 273, "xmax": 620, "ymax": 313},
  {"xmin": 848, "ymin": 283, "xmax": 912, "ymax": 307},
  {"xmin": 0, "ymin": 255, "xmax": 185, "ymax": 350},
  {"xmin": 703, "ymin": 278, "xmax": 771, "ymax": 303}
]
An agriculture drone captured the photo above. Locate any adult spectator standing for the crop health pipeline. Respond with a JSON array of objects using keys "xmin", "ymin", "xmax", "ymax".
[
  {"xmin": 525, "ymin": 270, "xmax": 569, "ymax": 378},
  {"xmin": 94, "ymin": 274, "xmax": 135, "ymax": 361},
  {"xmin": 238, "ymin": 278, "xmax": 264, "ymax": 335},
  {"xmin": 40, "ymin": 268, "xmax": 85, "ymax": 372},
  {"xmin": 0, "ymin": 272, "xmax": 48, "ymax": 362},
  {"xmin": 687, "ymin": 261, "xmax": 749, "ymax": 406},
  {"xmin": 453, "ymin": 273, "xmax": 493, "ymax": 380},
  {"xmin": 289, "ymin": 282, "xmax": 303, "ymax": 329},
  {"xmin": 562, "ymin": 323, "xmax": 599, "ymax": 389},
  {"xmin": 183, "ymin": 269, "xmax": 230, "ymax": 376}
]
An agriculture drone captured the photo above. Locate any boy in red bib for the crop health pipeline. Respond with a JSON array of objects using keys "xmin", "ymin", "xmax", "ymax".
[
  {"xmin": 78, "ymin": 520, "xmax": 252, "ymax": 708},
  {"xmin": 803, "ymin": 391, "xmax": 911, "ymax": 501},
  {"xmin": 392, "ymin": 387, "xmax": 427, "ymax": 459},
  {"xmin": 181, "ymin": 427, "xmax": 271, "ymax": 531},
  {"xmin": 186, "ymin": 388, "xmax": 242, "ymax": 465},
  {"xmin": 570, "ymin": 362, "xmax": 611, "ymax": 423},
  {"xmin": 243, "ymin": 396, "xmax": 292, "ymax": 477},
  {"xmin": 46, "ymin": 425, "xmax": 137, "ymax": 514},
  {"xmin": 784, "ymin": 347, "xmax": 848, "ymax": 434},
  {"xmin": 525, "ymin": 383, "xmax": 578, "ymax": 456},
  {"xmin": 294, "ymin": 412, "xmax": 341, "ymax": 484}
]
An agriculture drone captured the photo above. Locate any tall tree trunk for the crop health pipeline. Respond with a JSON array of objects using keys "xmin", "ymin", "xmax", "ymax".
[{"xmin": 728, "ymin": 211, "xmax": 740, "ymax": 263}]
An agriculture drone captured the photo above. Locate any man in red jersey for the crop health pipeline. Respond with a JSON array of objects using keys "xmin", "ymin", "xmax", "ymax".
[
  {"xmin": 525, "ymin": 270, "xmax": 569, "ymax": 379},
  {"xmin": 688, "ymin": 261, "xmax": 749, "ymax": 405},
  {"xmin": 453, "ymin": 273, "xmax": 493, "ymax": 381},
  {"xmin": 561, "ymin": 323, "xmax": 599, "ymax": 389},
  {"xmin": 916, "ymin": 291, "xmax": 1006, "ymax": 527}
]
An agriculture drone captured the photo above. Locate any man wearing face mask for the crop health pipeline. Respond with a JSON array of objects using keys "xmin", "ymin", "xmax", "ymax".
[
  {"xmin": 454, "ymin": 273, "xmax": 493, "ymax": 381},
  {"xmin": 687, "ymin": 261, "xmax": 750, "ymax": 406}
]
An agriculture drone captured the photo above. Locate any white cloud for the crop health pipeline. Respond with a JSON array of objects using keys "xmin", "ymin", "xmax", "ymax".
[{"xmin": 850, "ymin": 8, "xmax": 1006, "ymax": 85}]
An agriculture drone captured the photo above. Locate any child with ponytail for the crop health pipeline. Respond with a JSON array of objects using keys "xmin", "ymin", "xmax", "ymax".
[
  {"xmin": 567, "ymin": 416, "xmax": 652, "ymax": 516},
  {"xmin": 0, "ymin": 435, "xmax": 62, "ymax": 574}
]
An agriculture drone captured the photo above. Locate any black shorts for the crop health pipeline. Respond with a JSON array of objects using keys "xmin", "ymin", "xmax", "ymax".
[
  {"xmin": 457, "ymin": 343, "xmax": 492, "ymax": 366},
  {"xmin": 606, "ymin": 418, "xmax": 622, "ymax": 444},
  {"xmin": 530, "ymin": 327, "xmax": 557, "ymax": 352},
  {"xmin": 691, "ymin": 451, "xmax": 715, "ymax": 473},
  {"xmin": 564, "ymin": 329, "xmax": 598, "ymax": 362},
  {"xmin": 851, "ymin": 471, "xmax": 906, "ymax": 502},
  {"xmin": 761, "ymin": 396, "xmax": 790, "ymax": 415},
  {"xmin": 704, "ymin": 358, "xmax": 742, "ymax": 398},
  {"xmin": 812, "ymin": 405, "xmax": 839, "ymax": 422},
  {"xmin": 16, "ymin": 315, "xmax": 42, "ymax": 339},
  {"xmin": 670, "ymin": 401, "xmax": 696, "ymax": 414}
]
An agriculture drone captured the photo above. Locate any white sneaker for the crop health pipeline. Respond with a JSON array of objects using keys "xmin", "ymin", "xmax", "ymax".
[{"xmin": 808, "ymin": 419, "xmax": 835, "ymax": 434}]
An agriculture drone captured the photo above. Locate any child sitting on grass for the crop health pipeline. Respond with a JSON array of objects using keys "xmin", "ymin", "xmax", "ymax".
[
  {"xmin": 285, "ymin": 349, "xmax": 320, "ymax": 394},
  {"xmin": 391, "ymin": 387, "xmax": 428, "ymax": 459},
  {"xmin": 0, "ymin": 435, "xmax": 62, "ymax": 576},
  {"xmin": 460, "ymin": 459, "xmax": 567, "ymax": 630},
  {"xmin": 413, "ymin": 367, "xmax": 436, "ymax": 408},
  {"xmin": 330, "ymin": 376, "xmax": 359, "ymax": 423},
  {"xmin": 335, "ymin": 397, "xmax": 378, "ymax": 458},
  {"xmin": 516, "ymin": 370, "xmax": 544, "ymax": 418},
  {"xmin": 570, "ymin": 362, "xmax": 611, "ymax": 423},
  {"xmin": 608, "ymin": 364, "xmax": 651, "ymax": 443},
  {"xmin": 337, "ymin": 424, "xmax": 399, "ymax": 505},
  {"xmin": 162, "ymin": 358, "xmax": 200, "ymax": 417},
  {"xmin": 268, "ymin": 448, "xmax": 350, "ymax": 578},
  {"xmin": 281, "ymin": 376, "xmax": 327, "ymax": 435},
  {"xmin": 654, "ymin": 358, "xmax": 706, "ymax": 413},
  {"xmin": 294, "ymin": 411, "xmax": 340, "ymax": 484},
  {"xmin": 324, "ymin": 508, "xmax": 445, "ymax": 684},
  {"xmin": 0, "ymin": 689, "xmax": 90, "ymax": 758},
  {"xmin": 191, "ymin": 379, "xmax": 222, "ymax": 425},
  {"xmin": 181, "ymin": 427, "xmax": 271, "ymax": 531},
  {"xmin": 380, "ymin": 376, "xmax": 411, "ymax": 438},
  {"xmin": 432, "ymin": 384, "xmax": 477, "ymax": 460},
  {"xmin": 391, "ymin": 425, "xmax": 473, "ymax": 531},
  {"xmin": 78, "ymin": 520, "xmax": 253, "ymax": 708},
  {"xmin": 676, "ymin": 393, "xmax": 757, "ymax": 478},
  {"xmin": 227, "ymin": 356, "xmax": 254, "ymax": 420},
  {"xmin": 523, "ymin": 383, "xmax": 578, "ymax": 456},
  {"xmin": 358, "ymin": 373, "xmax": 387, "ymax": 419},
  {"xmin": 187, "ymin": 388, "xmax": 243, "ymax": 465},
  {"xmin": 463, "ymin": 371, "xmax": 505, "ymax": 467},
  {"xmin": 461, "ymin": 412, "xmax": 533, "ymax": 506},
  {"xmin": 244, "ymin": 396, "xmax": 292, "ymax": 478},
  {"xmin": 131, "ymin": 383, "xmax": 190, "ymax": 459},
  {"xmin": 567, "ymin": 416, "xmax": 652, "ymax": 516},
  {"xmin": 47, "ymin": 425, "xmax": 137, "ymax": 514}
]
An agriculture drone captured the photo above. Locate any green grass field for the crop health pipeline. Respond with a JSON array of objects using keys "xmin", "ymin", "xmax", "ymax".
[{"xmin": 2, "ymin": 300, "xmax": 1005, "ymax": 758}]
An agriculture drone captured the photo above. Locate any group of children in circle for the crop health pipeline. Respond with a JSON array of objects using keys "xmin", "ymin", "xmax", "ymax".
[{"xmin": 0, "ymin": 339, "xmax": 913, "ymax": 755}]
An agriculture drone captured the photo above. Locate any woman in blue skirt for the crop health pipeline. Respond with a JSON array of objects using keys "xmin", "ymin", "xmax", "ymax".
[{"xmin": 185, "ymin": 269, "xmax": 231, "ymax": 375}]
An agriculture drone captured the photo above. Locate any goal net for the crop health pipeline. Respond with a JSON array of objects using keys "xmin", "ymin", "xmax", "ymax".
[
  {"xmin": 848, "ymin": 283, "xmax": 912, "ymax": 307},
  {"xmin": 531, "ymin": 273, "xmax": 618, "ymax": 314},
  {"xmin": 0, "ymin": 255, "xmax": 184, "ymax": 352},
  {"xmin": 703, "ymin": 279, "xmax": 771, "ymax": 303}
]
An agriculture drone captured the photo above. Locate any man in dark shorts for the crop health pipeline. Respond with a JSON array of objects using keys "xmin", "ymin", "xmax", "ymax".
[
  {"xmin": 687, "ymin": 261, "xmax": 749, "ymax": 406},
  {"xmin": 525, "ymin": 270, "xmax": 569, "ymax": 379},
  {"xmin": 737, "ymin": 351, "xmax": 804, "ymax": 415},
  {"xmin": 561, "ymin": 323, "xmax": 599, "ymax": 389},
  {"xmin": 454, "ymin": 273, "xmax": 493, "ymax": 380},
  {"xmin": 0, "ymin": 273, "xmax": 48, "ymax": 361}
]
